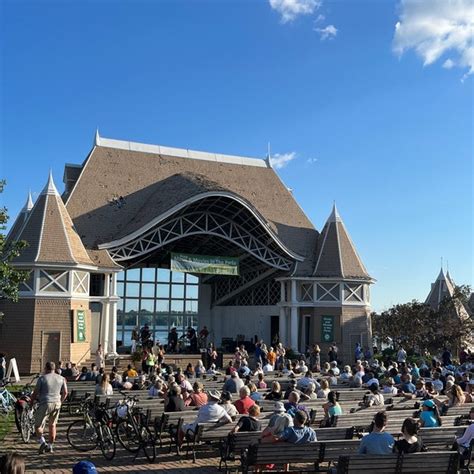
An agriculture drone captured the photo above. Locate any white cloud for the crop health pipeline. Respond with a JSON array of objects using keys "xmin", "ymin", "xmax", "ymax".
[
  {"xmin": 270, "ymin": 152, "xmax": 297, "ymax": 169},
  {"xmin": 443, "ymin": 58, "xmax": 455, "ymax": 69},
  {"xmin": 393, "ymin": 0, "xmax": 474, "ymax": 80},
  {"xmin": 315, "ymin": 13, "xmax": 325, "ymax": 23},
  {"xmin": 314, "ymin": 24, "xmax": 337, "ymax": 40},
  {"xmin": 269, "ymin": 0, "xmax": 321, "ymax": 23},
  {"xmin": 306, "ymin": 157, "xmax": 318, "ymax": 164}
]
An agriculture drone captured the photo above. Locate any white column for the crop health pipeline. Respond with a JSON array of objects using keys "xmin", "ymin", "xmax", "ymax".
[
  {"xmin": 290, "ymin": 280, "xmax": 298, "ymax": 350},
  {"xmin": 279, "ymin": 281, "xmax": 287, "ymax": 346},
  {"xmin": 102, "ymin": 274, "xmax": 110, "ymax": 355},
  {"xmin": 109, "ymin": 274, "xmax": 118, "ymax": 354}
]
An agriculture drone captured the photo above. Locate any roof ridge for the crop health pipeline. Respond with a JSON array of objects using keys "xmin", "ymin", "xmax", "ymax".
[{"xmin": 96, "ymin": 134, "xmax": 270, "ymax": 168}]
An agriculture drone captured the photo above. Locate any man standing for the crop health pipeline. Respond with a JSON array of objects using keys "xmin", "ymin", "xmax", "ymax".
[{"xmin": 30, "ymin": 361, "xmax": 68, "ymax": 454}]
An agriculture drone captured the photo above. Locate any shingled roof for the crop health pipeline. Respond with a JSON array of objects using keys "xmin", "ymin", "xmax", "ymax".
[
  {"xmin": 12, "ymin": 172, "xmax": 95, "ymax": 268},
  {"xmin": 7, "ymin": 191, "xmax": 34, "ymax": 242},
  {"xmin": 64, "ymin": 134, "xmax": 319, "ymax": 273},
  {"xmin": 313, "ymin": 204, "xmax": 371, "ymax": 280},
  {"xmin": 425, "ymin": 268, "xmax": 455, "ymax": 310}
]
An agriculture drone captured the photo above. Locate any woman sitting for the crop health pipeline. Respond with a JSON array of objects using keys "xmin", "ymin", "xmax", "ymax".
[
  {"xmin": 187, "ymin": 381, "xmax": 208, "ymax": 407},
  {"xmin": 419, "ymin": 399, "xmax": 442, "ymax": 427},
  {"xmin": 164, "ymin": 385, "xmax": 185, "ymax": 412},
  {"xmin": 362, "ymin": 383, "xmax": 384, "ymax": 407},
  {"xmin": 304, "ymin": 382, "xmax": 318, "ymax": 400},
  {"xmin": 394, "ymin": 418, "xmax": 425, "ymax": 453},
  {"xmin": 317, "ymin": 379, "xmax": 330, "ymax": 399},
  {"xmin": 265, "ymin": 381, "xmax": 283, "ymax": 401},
  {"xmin": 231, "ymin": 404, "xmax": 262, "ymax": 433},
  {"xmin": 322, "ymin": 390, "xmax": 342, "ymax": 426},
  {"xmin": 95, "ymin": 373, "xmax": 113, "ymax": 396}
]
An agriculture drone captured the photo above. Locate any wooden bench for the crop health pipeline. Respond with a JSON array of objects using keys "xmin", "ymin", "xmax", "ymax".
[
  {"xmin": 240, "ymin": 440, "xmax": 360, "ymax": 473},
  {"xmin": 336, "ymin": 452, "xmax": 459, "ymax": 474}
]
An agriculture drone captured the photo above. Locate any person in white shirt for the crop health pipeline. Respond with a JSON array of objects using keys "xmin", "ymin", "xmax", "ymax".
[
  {"xmin": 263, "ymin": 362, "xmax": 274, "ymax": 374},
  {"xmin": 363, "ymin": 384, "xmax": 384, "ymax": 407},
  {"xmin": 340, "ymin": 366, "xmax": 352, "ymax": 381},
  {"xmin": 329, "ymin": 361, "xmax": 340, "ymax": 376},
  {"xmin": 382, "ymin": 378, "xmax": 398, "ymax": 395},
  {"xmin": 397, "ymin": 347, "xmax": 407, "ymax": 364},
  {"xmin": 297, "ymin": 371, "xmax": 320, "ymax": 392},
  {"xmin": 180, "ymin": 390, "xmax": 232, "ymax": 445}
]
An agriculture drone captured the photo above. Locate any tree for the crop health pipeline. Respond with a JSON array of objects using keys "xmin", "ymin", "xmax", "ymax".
[
  {"xmin": 372, "ymin": 286, "xmax": 473, "ymax": 357},
  {"xmin": 0, "ymin": 180, "xmax": 29, "ymax": 302}
]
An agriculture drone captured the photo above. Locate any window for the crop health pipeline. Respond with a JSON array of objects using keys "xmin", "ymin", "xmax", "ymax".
[
  {"xmin": 39, "ymin": 270, "xmax": 69, "ymax": 293},
  {"xmin": 316, "ymin": 283, "xmax": 340, "ymax": 302},
  {"xmin": 116, "ymin": 268, "xmax": 199, "ymax": 348},
  {"xmin": 300, "ymin": 283, "xmax": 313, "ymax": 302},
  {"xmin": 19, "ymin": 270, "xmax": 34, "ymax": 292},
  {"xmin": 343, "ymin": 284, "xmax": 363, "ymax": 302}
]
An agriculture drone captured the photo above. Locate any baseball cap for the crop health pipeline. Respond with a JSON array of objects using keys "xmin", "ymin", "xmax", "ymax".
[
  {"xmin": 423, "ymin": 399, "xmax": 436, "ymax": 408},
  {"xmin": 73, "ymin": 461, "xmax": 97, "ymax": 474}
]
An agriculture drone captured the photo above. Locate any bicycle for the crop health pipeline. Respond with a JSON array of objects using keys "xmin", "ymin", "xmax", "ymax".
[
  {"xmin": 19, "ymin": 403, "xmax": 37, "ymax": 443},
  {"xmin": 67, "ymin": 395, "xmax": 116, "ymax": 460},
  {"xmin": 115, "ymin": 393, "xmax": 156, "ymax": 462},
  {"xmin": 0, "ymin": 379, "xmax": 17, "ymax": 414}
]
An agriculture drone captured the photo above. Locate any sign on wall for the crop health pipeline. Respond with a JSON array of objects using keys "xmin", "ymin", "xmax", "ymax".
[
  {"xmin": 321, "ymin": 315, "xmax": 334, "ymax": 342},
  {"xmin": 76, "ymin": 309, "xmax": 86, "ymax": 342},
  {"xmin": 171, "ymin": 252, "xmax": 239, "ymax": 276}
]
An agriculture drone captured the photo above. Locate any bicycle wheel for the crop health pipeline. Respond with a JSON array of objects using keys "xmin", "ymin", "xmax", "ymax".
[
  {"xmin": 67, "ymin": 420, "xmax": 97, "ymax": 451},
  {"xmin": 20, "ymin": 409, "xmax": 32, "ymax": 443},
  {"xmin": 99, "ymin": 424, "xmax": 116, "ymax": 461},
  {"xmin": 140, "ymin": 425, "xmax": 156, "ymax": 463},
  {"xmin": 116, "ymin": 418, "xmax": 140, "ymax": 453}
]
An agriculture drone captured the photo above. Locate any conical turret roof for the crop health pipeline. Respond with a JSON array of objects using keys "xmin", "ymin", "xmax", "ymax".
[
  {"xmin": 12, "ymin": 172, "xmax": 94, "ymax": 267},
  {"xmin": 425, "ymin": 268, "xmax": 455, "ymax": 310},
  {"xmin": 313, "ymin": 204, "xmax": 371, "ymax": 280},
  {"xmin": 6, "ymin": 191, "xmax": 34, "ymax": 242}
]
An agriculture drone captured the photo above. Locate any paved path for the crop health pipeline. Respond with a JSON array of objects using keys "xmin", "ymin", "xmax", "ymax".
[{"xmin": 3, "ymin": 415, "xmax": 223, "ymax": 474}]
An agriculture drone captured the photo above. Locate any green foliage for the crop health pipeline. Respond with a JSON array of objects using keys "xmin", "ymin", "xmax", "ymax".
[
  {"xmin": 372, "ymin": 286, "xmax": 473, "ymax": 356},
  {"xmin": 0, "ymin": 180, "xmax": 29, "ymax": 302}
]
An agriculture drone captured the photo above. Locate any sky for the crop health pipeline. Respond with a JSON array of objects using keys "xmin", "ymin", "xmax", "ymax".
[{"xmin": 1, "ymin": 0, "xmax": 473, "ymax": 312}]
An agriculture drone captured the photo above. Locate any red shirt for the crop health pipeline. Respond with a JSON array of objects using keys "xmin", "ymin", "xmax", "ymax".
[{"xmin": 234, "ymin": 396, "xmax": 255, "ymax": 415}]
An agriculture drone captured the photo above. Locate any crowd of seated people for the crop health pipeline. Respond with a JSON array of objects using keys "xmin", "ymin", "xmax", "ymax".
[{"xmin": 34, "ymin": 341, "xmax": 473, "ymax": 471}]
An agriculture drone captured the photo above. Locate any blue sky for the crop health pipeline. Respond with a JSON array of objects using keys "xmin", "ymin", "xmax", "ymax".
[{"xmin": 1, "ymin": 0, "xmax": 472, "ymax": 311}]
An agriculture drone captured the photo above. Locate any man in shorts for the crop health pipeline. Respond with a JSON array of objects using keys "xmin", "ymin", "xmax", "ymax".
[{"xmin": 30, "ymin": 361, "xmax": 68, "ymax": 454}]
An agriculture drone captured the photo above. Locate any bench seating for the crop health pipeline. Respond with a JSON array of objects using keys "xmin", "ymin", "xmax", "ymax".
[
  {"xmin": 240, "ymin": 439, "xmax": 360, "ymax": 473},
  {"xmin": 336, "ymin": 452, "xmax": 459, "ymax": 474}
]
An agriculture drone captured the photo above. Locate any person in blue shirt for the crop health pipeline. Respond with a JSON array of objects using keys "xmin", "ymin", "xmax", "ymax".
[
  {"xmin": 400, "ymin": 374, "xmax": 416, "ymax": 394},
  {"xmin": 358, "ymin": 411, "xmax": 395, "ymax": 454},
  {"xmin": 419, "ymin": 399, "xmax": 442, "ymax": 427},
  {"xmin": 277, "ymin": 410, "xmax": 317, "ymax": 444}
]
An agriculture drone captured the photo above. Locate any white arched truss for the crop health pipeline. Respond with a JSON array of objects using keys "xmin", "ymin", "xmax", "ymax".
[{"xmin": 105, "ymin": 210, "xmax": 295, "ymax": 271}]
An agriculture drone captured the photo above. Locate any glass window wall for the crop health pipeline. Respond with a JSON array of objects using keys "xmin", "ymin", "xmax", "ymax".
[{"xmin": 116, "ymin": 268, "xmax": 199, "ymax": 348}]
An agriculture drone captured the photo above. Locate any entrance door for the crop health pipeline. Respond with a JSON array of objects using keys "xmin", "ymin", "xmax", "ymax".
[
  {"xmin": 270, "ymin": 316, "xmax": 279, "ymax": 345},
  {"xmin": 90, "ymin": 303, "xmax": 102, "ymax": 354},
  {"xmin": 42, "ymin": 332, "xmax": 61, "ymax": 365}
]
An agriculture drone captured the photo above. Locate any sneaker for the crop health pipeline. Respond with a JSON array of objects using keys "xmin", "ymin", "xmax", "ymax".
[
  {"xmin": 38, "ymin": 442, "xmax": 48, "ymax": 454},
  {"xmin": 46, "ymin": 444, "xmax": 53, "ymax": 453}
]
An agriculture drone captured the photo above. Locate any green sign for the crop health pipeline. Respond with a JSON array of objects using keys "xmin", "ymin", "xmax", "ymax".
[
  {"xmin": 171, "ymin": 253, "xmax": 239, "ymax": 276},
  {"xmin": 77, "ymin": 310, "xmax": 86, "ymax": 342},
  {"xmin": 321, "ymin": 315, "xmax": 334, "ymax": 343}
]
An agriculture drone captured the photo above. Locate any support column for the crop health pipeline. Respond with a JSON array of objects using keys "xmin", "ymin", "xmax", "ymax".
[
  {"xmin": 279, "ymin": 281, "xmax": 287, "ymax": 346},
  {"xmin": 290, "ymin": 280, "xmax": 298, "ymax": 350},
  {"xmin": 109, "ymin": 273, "xmax": 118, "ymax": 355},
  {"xmin": 102, "ymin": 274, "xmax": 110, "ymax": 355}
]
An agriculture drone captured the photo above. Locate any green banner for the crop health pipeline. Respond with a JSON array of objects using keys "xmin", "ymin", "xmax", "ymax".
[
  {"xmin": 321, "ymin": 315, "xmax": 334, "ymax": 343},
  {"xmin": 171, "ymin": 253, "xmax": 239, "ymax": 276},
  {"xmin": 77, "ymin": 310, "xmax": 86, "ymax": 342}
]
